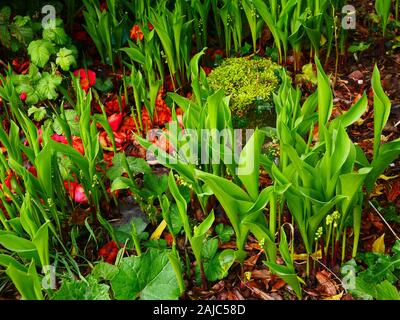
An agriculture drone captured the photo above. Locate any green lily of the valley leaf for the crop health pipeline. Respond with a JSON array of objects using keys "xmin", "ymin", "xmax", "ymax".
[
  {"xmin": 204, "ymin": 249, "xmax": 236, "ymax": 282},
  {"xmin": 111, "ymin": 248, "xmax": 181, "ymax": 300}
]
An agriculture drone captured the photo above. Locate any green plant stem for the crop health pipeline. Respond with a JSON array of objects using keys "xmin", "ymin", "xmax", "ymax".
[
  {"xmin": 269, "ymin": 192, "xmax": 277, "ymax": 235},
  {"xmin": 341, "ymin": 228, "xmax": 347, "ymax": 262},
  {"xmin": 325, "ymin": 224, "xmax": 332, "ymax": 257},
  {"xmin": 131, "ymin": 222, "xmax": 142, "ymax": 256}
]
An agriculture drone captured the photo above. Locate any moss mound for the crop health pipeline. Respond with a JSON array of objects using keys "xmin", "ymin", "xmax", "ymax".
[{"xmin": 207, "ymin": 57, "xmax": 280, "ymax": 121}]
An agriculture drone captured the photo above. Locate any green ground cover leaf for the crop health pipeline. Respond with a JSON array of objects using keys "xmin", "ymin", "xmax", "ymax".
[
  {"xmin": 111, "ymin": 248, "xmax": 181, "ymax": 300},
  {"xmin": 53, "ymin": 277, "xmax": 110, "ymax": 300}
]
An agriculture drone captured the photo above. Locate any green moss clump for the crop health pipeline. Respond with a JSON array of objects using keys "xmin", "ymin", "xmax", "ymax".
[{"xmin": 207, "ymin": 57, "xmax": 280, "ymax": 117}]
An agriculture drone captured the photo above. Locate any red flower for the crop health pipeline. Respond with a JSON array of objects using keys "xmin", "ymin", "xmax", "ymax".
[
  {"xmin": 37, "ymin": 128, "xmax": 43, "ymax": 145},
  {"xmin": 212, "ymin": 49, "xmax": 224, "ymax": 61},
  {"xmin": 64, "ymin": 181, "xmax": 88, "ymax": 204},
  {"xmin": 130, "ymin": 24, "xmax": 144, "ymax": 41},
  {"xmin": 100, "ymin": 1, "xmax": 108, "ymax": 11},
  {"xmin": 203, "ymin": 66, "xmax": 213, "ymax": 76},
  {"xmin": 73, "ymin": 68, "xmax": 96, "ymax": 92},
  {"xmin": 148, "ymin": 128, "xmax": 175, "ymax": 154},
  {"xmin": 52, "ymin": 133, "xmax": 68, "ymax": 144},
  {"xmin": 20, "ymin": 92, "xmax": 27, "ymax": 102},
  {"xmin": 388, "ymin": 180, "xmax": 400, "ymax": 202},
  {"xmin": 4, "ymin": 171, "xmax": 13, "ymax": 190},
  {"xmin": 99, "ymin": 131, "xmax": 126, "ymax": 151},
  {"xmin": 108, "ymin": 113, "xmax": 123, "ymax": 132},
  {"xmin": 28, "ymin": 166, "xmax": 37, "ymax": 177},
  {"xmin": 12, "ymin": 58, "xmax": 30, "ymax": 74},
  {"xmin": 52, "ymin": 134, "xmax": 85, "ymax": 155},
  {"xmin": 104, "ymin": 95, "xmax": 126, "ymax": 115},
  {"xmin": 72, "ymin": 136, "xmax": 85, "ymax": 155},
  {"xmin": 98, "ymin": 241, "xmax": 119, "ymax": 264},
  {"xmin": 130, "ymin": 23, "xmax": 152, "ymax": 42}
]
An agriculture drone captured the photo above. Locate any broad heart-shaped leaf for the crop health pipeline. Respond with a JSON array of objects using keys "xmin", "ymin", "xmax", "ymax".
[
  {"xmin": 204, "ymin": 249, "xmax": 236, "ymax": 282},
  {"xmin": 106, "ymin": 153, "xmax": 151, "ymax": 180},
  {"xmin": 91, "ymin": 262, "xmax": 119, "ymax": 281},
  {"xmin": 53, "ymin": 276, "xmax": 110, "ymax": 300},
  {"xmin": 144, "ymin": 172, "xmax": 168, "ymax": 197},
  {"xmin": 111, "ymin": 248, "xmax": 181, "ymax": 300},
  {"xmin": 27, "ymin": 39, "xmax": 55, "ymax": 67},
  {"xmin": 191, "ymin": 211, "xmax": 215, "ymax": 263},
  {"xmin": 372, "ymin": 64, "xmax": 391, "ymax": 159},
  {"xmin": 376, "ymin": 280, "xmax": 400, "ymax": 300},
  {"xmin": 110, "ymin": 177, "xmax": 136, "ymax": 192},
  {"xmin": 201, "ymin": 238, "xmax": 219, "ymax": 260}
]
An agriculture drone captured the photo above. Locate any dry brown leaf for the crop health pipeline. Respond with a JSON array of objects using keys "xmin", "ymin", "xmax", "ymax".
[
  {"xmin": 316, "ymin": 271, "xmax": 338, "ymax": 296},
  {"xmin": 244, "ymin": 251, "xmax": 263, "ymax": 267},
  {"xmin": 211, "ymin": 280, "xmax": 225, "ymax": 292},
  {"xmin": 248, "ymin": 286, "xmax": 275, "ymax": 300},
  {"xmin": 271, "ymin": 279, "xmax": 287, "ymax": 291},
  {"xmin": 251, "ymin": 269, "xmax": 272, "ymax": 280},
  {"xmin": 387, "ymin": 179, "xmax": 400, "ymax": 202},
  {"xmin": 226, "ymin": 291, "xmax": 239, "ymax": 300},
  {"xmin": 233, "ymin": 289, "xmax": 245, "ymax": 300}
]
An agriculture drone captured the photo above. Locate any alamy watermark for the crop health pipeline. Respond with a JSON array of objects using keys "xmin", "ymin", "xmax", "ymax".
[
  {"xmin": 145, "ymin": 124, "xmax": 258, "ymax": 175},
  {"xmin": 342, "ymin": 5, "xmax": 357, "ymax": 30},
  {"xmin": 41, "ymin": 265, "xmax": 56, "ymax": 290},
  {"xmin": 41, "ymin": 5, "xmax": 56, "ymax": 29}
]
